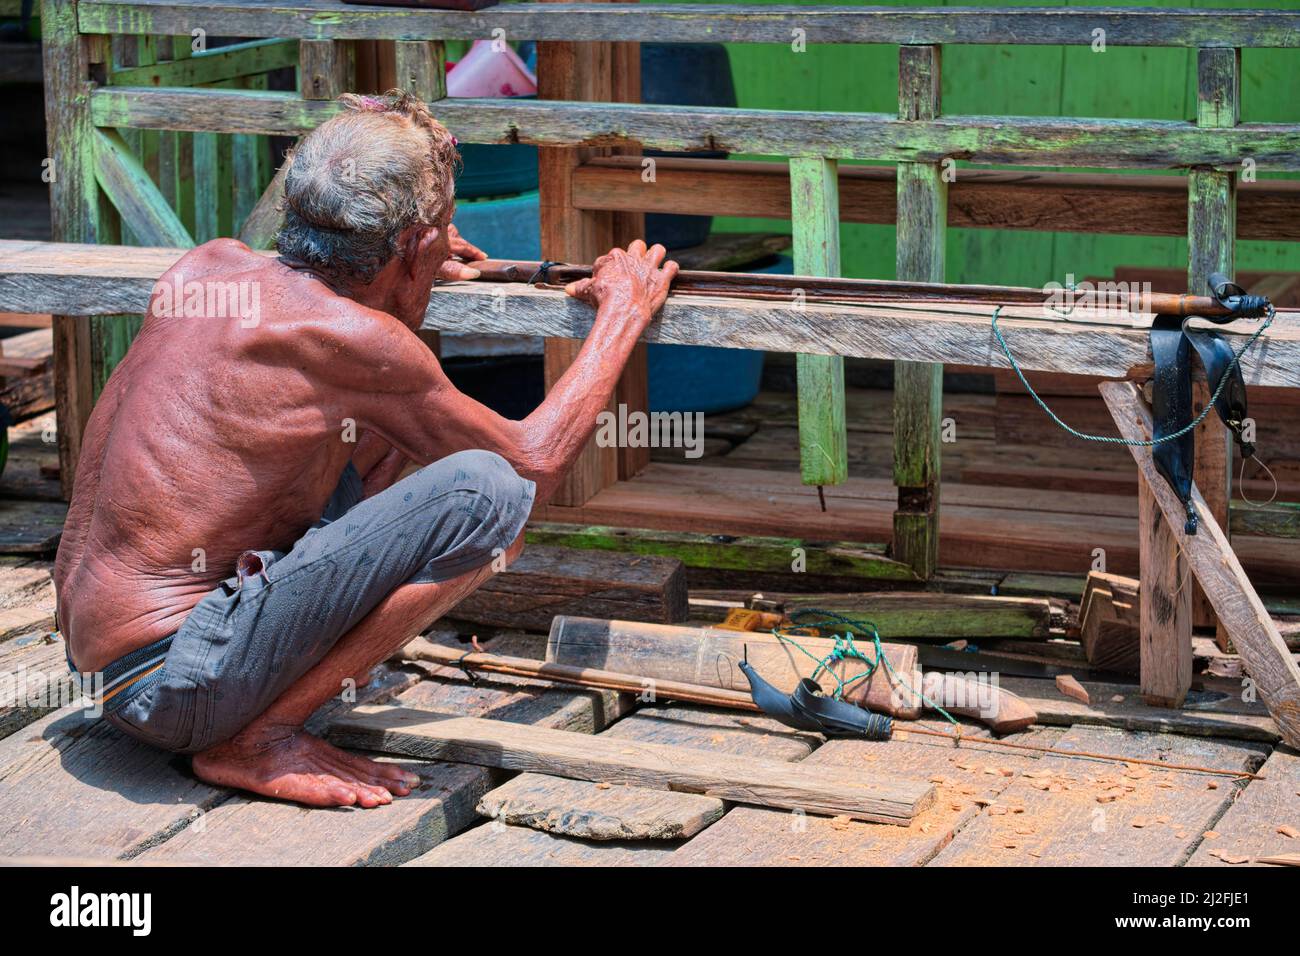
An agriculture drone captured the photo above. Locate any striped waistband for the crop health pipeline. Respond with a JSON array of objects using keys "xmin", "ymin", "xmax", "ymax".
[{"xmin": 67, "ymin": 634, "xmax": 173, "ymax": 711}]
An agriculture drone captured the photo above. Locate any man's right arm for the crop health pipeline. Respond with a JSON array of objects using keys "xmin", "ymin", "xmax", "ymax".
[{"xmin": 338, "ymin": 241, "xmax": 677, "ymax": 504}]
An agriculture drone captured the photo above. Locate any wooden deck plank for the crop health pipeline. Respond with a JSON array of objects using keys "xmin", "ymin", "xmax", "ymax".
[
  {"xmin": 669, "ymin": 724, "xmax": 1062, "ymax": 867},
  {"xmin": 0, "ymin": 499, "xmax": 66, "ymax": 555},
  {"xmin": 136, "ymin": 643, "xmax": 628, "ymax": 865},
  {"xmin": 929, "ymin": 725, "xmax": 1267, "ymax": 866},
  {"xmin": 136, "ymin": 760, "xmax": 498, "ymax": 866},
  {"xmin": 407, "ymin": 822, "xmax": 680, "ymax": 867},
  {"xmin": 0, "ymin": 706, "xmax": 227, "ymax": 860},
  {"xmin": 476, "ymin": 773, "xmax": 724, "ymax": 841},
  {"xmin": 1188, "ymin": 746, "xmax": 1300, "ymax": 867},
  {"xmin": 328, "ymin": 706, "xmax": 934, "ymax": 824},
  {"xmin": 411, "ymin": 698, "xmax": 822, "ymax": 864},
  {"xmin": 0, "ymin": 632, "xmax": 72, "ymax": 740},
  {"xmin": 999, "ymin": 677, "xmax": 1280, "ymax": 743}
]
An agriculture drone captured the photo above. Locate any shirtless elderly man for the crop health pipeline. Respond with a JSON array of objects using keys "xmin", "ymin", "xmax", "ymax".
[{"xmin": 55, "ymin": 91, "xmax": 677, "ymax": 808}]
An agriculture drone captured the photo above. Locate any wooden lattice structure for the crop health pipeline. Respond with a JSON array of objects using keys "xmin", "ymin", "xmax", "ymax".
[{"xmin": 11, "ymin": 0, "xmax": 1300, "ymax": 740}]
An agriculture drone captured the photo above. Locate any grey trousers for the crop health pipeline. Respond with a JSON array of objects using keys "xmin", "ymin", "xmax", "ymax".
[{"xmin": 100, "ymin": 450, "xmax": 535, "ymax": 753}]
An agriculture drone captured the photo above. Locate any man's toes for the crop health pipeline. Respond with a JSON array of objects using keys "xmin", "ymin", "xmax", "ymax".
[
  {"xmin": 337, "ymin": 751, "xmax": 419, "ymax": 791},
  {"xmin": 348, "ymin": 780, "xmax": 393, "ymax": 808}
]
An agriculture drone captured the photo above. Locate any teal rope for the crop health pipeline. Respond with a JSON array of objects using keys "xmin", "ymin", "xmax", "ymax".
[
  {"xmin": 991, "ymin": 305, "xmax": 1274, "ymax": 447},
  {"xmin": 770, "ymin": 609, "xmax": 958, "ymax": 727}
]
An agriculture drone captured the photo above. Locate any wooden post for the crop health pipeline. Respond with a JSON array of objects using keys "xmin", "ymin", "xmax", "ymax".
[
  {"xmin": 394, "ymin": 38, "xmax": 448, "ymax": 360},
  {"xmin": 789, "ymin": 157, "xmax": 847, "ymax": 493},
  {"xmin": 42, "ymin": 0, "xmax": 101, "ymax": 499},
  {"xmin": 893, "ymin": 45, "xmax": 946, "ymax": 578},
  {"xmin": 1189, "ymin": 47, "xmax": 1239, "ymax": 649},
  {"xmin": 1137, "ymin": 471, "xmax": 1193, "ymax": 706},
  {"xmin": 609, "ymin": 30, "xmax": 648, "ymax": 482},
  {"xmin": 1102, "ymin": 382, "xmax": 1300, "ymax": 748},
  {"xmin": 538, "ymin": 2, "xmax": 643, "ymax": 505},
  {"xmin": 299, "ymin": 39, "xmax": 354, "ymax": 102}
]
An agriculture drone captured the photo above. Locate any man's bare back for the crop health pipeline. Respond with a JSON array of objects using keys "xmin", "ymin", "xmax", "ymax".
[{"xmin": 58, "ymin": 241, "xmax": 394, "ymax": 673}]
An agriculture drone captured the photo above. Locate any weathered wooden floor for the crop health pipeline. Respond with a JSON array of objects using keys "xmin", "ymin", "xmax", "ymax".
[
  {"xmin": 0, "ymin": 603, "xmax": 1293, "ymax": 866},
  {"xmin": 0, "ymin": 386, "xmax": 1295, "ymax": 866}
]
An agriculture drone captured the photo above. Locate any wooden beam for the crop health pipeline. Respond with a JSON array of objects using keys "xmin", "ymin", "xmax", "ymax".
[
  {"xmin": 790, "ymin": 156, "xmax": 846, "ymax": 491},
  {"xmin": 571, "ymin": 157, "xmax": 1300, "ymax": 242},
  {"xmin": 42, "ymin": 0, "xmax": 100, "ymax": 500},
  {"xmin": 298, "ymin": 39, "xmax": 353, "ymax": 101},
  {"xmin": 893, "ymin": 45, "xmax": 946, "ymax": 580},
  {"xmin": 6, "ymin": 241, "xmax": 1300, "ymax": 387},
  {"xmin": 1189, "ymin": 47, "xmax": 1240, "ymax": 644},
  {"xmin": 447, "ymin": 543, "xmax": 688, "ymax": 631},
  {"xmin": 607, "ymin": 11, "xmax": 648, "ymax": 483},
  {"xmin": 392, "ymin": 39, "xmax": 447, "ymax": 360},
  {"xmin": 1137, "ymin": 469, "xmax": 1193, "ymax": 706},
  {"xmin": 108, "ymin": 38, "xmax": 298, "ymax": 88},
  {"xmin": 93, "ymin": 127, "xmax": 194, "ymax": 249},
  {"xmin": 328, "ymin": 706, "xmax": 935, "ymax": 825},
  {"xmin": 538, "ymin": 5, "xmax": 620, "ymax": 506},
  {"xmin": 1099, "ymin": 381, "xmax": 1300, "ymax": 749},
  {"xmin": 89, "ymin": 89, "xmax": 1300, "ymax": 171},
  {"xmin": 77, "ymin": 3, "xmax": 1300, "ymax": 49},
  {"xmin": 392, "ymin": 39, "xmax": 446, "ymax": 102}
]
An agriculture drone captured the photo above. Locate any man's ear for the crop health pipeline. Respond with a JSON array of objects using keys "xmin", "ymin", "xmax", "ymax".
[{"xmin": 402, "ymin": 225, "xmax": 441, "ymax": 278}]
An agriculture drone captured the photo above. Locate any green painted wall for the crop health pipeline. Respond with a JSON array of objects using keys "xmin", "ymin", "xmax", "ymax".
[{"xmin": 652, "ymin": 0, "xmax": 1300, "ymax": 288}]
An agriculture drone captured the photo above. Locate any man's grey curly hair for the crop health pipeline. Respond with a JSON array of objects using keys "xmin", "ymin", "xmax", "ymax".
[{"xmin": 275, "ymin": 90, "xmax": 460, "ymax": 284}]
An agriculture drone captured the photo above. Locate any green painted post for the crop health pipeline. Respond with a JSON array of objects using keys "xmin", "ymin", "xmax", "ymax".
[
  {"xmin": 1189, "ymin": 46, "xmax": 1240, "ymax": 643},
  {"xmin": 893, "ymin": 44, "xmax": 946, "ymax": 579},
  {"xmin": 789, "ymin": 156, "xmax": 847, "ymax": 496}
]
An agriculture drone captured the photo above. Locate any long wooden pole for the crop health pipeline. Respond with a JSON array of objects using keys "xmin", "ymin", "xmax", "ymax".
[
  {"xmin": 471, "ymin": 258, "xmax": 1267, "ymax": 319},
  {"xmin": 397, "ymin": 636, "xmax": 762, "ymax": 711}
]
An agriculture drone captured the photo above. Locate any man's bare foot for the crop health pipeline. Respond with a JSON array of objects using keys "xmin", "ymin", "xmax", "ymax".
[{"xmin": 193, "ymin": 723, "xmax": 419, "ymax": 808}]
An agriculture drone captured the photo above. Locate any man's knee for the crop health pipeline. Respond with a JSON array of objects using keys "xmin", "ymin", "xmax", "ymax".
[{"xmin": 405, "ymin": 450, "xmax": 535, "ymax": 570}]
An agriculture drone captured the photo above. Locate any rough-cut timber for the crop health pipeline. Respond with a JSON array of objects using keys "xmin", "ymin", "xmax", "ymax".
[
  {"xmin": 7, "ymin": 242, "xmax": 1299, "ymax": 387},
  {"xmin": 77, "ymin": 3, "xmax": 1300, "ymax": 49},
  {"xmin": 88, "ymin": 88, "xmax": 1300, "ymax": 171},
  {"xmin": 329, "ymin": 706, "xmax": 935, "ymax": 824},
  {"xmin": 41, "ymin": 0, "xmax": 99, "ymax": 498},
  {"xmin": 1101, "ymin": 382, "xmax": 1300, "ymax": 749},
  {"xmin": 0, "ymin": 707, "xmax": 225, "ymax": 859},
  {"xmin": 447, "ymin": 544, "xmax": 687, "ymax": 631},
  {"xmin": 476, "ymin": 773, "xmax": 724, "ymax": 841},
  {"xmin": 1078, "ymin": 571, "xmax": 1140, "ymax": 672}
]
